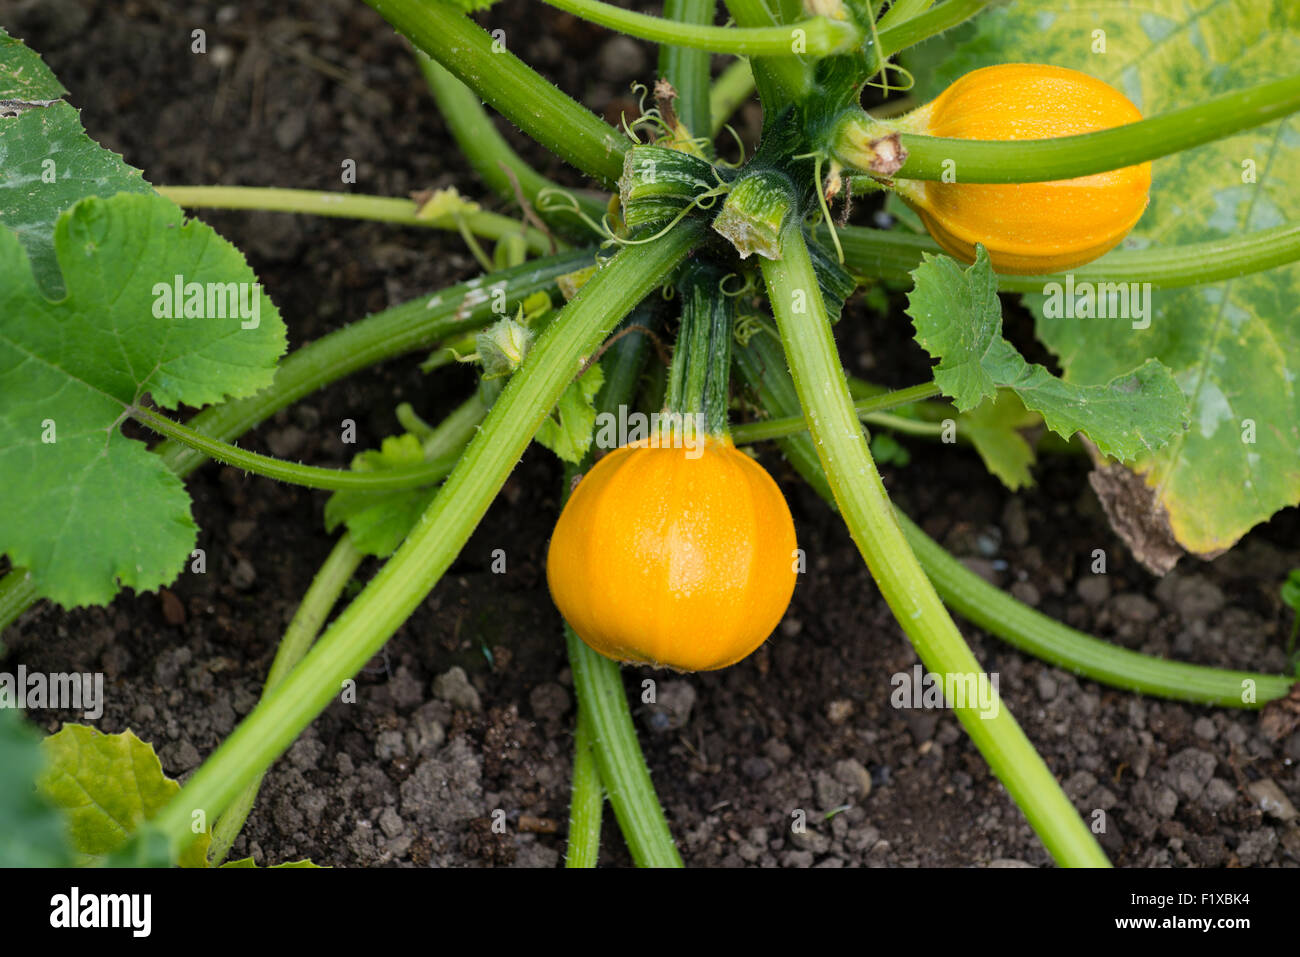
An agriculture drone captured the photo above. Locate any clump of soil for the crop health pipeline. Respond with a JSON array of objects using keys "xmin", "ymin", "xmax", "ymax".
[{"xmin": 5, "ymin": 0, "xmax": 1298, "ymax": 867}]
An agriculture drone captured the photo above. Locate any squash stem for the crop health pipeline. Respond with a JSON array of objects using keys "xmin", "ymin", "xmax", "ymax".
[
  {"xmin": 669, "ymin": 262, "xmax": 734, "ymax": 437},
  {"xmin": 563, "ymin": 314, "xmax": 683, "ymax": 867},
  {"xmin": 760, "ymin": 220, "xmax": 1110, "ymax": 867},
  {"xmin": 564, "ymin": 703, "xmax": 605, "ymax": 868}
]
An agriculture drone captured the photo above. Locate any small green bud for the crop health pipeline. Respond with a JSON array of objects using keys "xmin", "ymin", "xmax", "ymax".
[{"xmin": 476, "ymin": 316, "xmax": 534, "ymax": 379}]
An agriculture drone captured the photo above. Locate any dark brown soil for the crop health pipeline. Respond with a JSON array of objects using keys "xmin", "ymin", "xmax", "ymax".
[{"xmin": 5, "ymin": 0, "xmax": 1299, "ymax": 868}]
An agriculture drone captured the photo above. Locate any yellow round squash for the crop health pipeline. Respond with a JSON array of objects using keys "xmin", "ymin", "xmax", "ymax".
[
  {"xmin": 547, "ymin": 435, "xmax": 797, "ymax": 672},
  {"xmin": 897, "ymin": 63, "xmax": 1152, "ymax": 275}
]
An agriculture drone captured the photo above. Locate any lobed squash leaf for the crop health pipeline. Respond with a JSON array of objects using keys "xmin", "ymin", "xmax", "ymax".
[
  {"xmin": 0, "ymin": 192, "xmax": 286, "ymax": 608},
  {"xmin": 907, "ymin": 245, "xmax": 1188, "ymax": 463}
]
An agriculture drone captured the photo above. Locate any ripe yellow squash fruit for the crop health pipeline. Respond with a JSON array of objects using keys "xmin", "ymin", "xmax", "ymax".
[
  {"xmin": 897, "ymin": 63, "xmax": 1152, "ymax": 275},
  {"xmin": 547, "ymin": 436, "xmax": 797, "ymax": 672}
]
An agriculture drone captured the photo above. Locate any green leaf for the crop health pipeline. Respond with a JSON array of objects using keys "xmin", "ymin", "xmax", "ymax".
[
  {"xmin": 906, "ymin": 246, "xmax": 1187, "ymax": 462},
  {"xmin": 962, "ymin": 390, "xmax": 1039, "ymax": 492},
  {"xmin": 324, "ymin": 434, "xmax": 439, "ymax": 558},
  {"xmin": 0, "ymin": 709, "xmax": 74, "ymax": 866},
  {"xmin": 535, "ymin": 362, "xmax": 606, "ymax": 464},
  {"xmin": 0, "ymin": 192, "xmax": 287, "ymax": 607},
  {"xmin": 1282, "ymin": 569, "xmax": 1300, "ymax": 612},
  {"xmin": 869, "ymin": 431, "xmax": 911, "ymax": 467},
  {"xmin": 37, "ymin": 724, "xmax": 209, "ymax": 867},
  {"xmin": 0, "ymin": 28, "xmax": 152, "ymax": 297},
  {"xmin": 221, "ymin": 856, "xmax": 323, "ymax": 868},
  {"xmin": 929, "ymin": 0, "xmax": 1300, "ymax": 556}
]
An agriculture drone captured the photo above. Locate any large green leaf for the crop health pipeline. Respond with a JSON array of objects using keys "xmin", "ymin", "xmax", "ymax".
[
  {"xmin": 0, "ymin": 27, "xmax": 152, "ymax": 297},
  {"xmin": 0, "ymin": 192, "xmax": 287, "ymax": 607},
  {"xmin": 927, "ymin": 0, "xmax": 1300, "ymax": 558},
  {"xmin": 37, "ymin": 724, "xmax": 209, "ymax": 867}
]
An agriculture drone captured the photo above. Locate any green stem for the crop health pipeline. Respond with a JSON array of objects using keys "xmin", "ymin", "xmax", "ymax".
[
  {"xmin": 845, "ymin": 72, "xmax": 1300, "ymax": 182},
  {"xmin": 831, "ymin": 222, "xmax": 1300, "ymax": 290},
  {"xmin": 134, "ymin": 407, "xmax": 460, "ymax": 492},
  {"xmin": 667, "ymin": 262, "xmax": 732, "ymax": 435},
  {"xmin": 542, "ymin": 0, "xmax": 858, "ymax": 56},
  {"xmin": 761, "ymin": 221, "xmax": 1108, "ymax": 867},
  {"xmin": 567, "ymin": 629, "xmax": 682, "ymax": 867},
  {"xmin": 659, "ymin": 0, "xmax": 716, "ymax": 143},
  {"xmin": 208, "ymin": 534, "xmax": 365, "ymax": 865},
  {"xmin": 899, "ymin": 516, "xmax": 1296, "ymax": 709},
  {"xmin": 565, "ymin": 703, "xmax": 604, "ymax": 867},
  {"xmin": 156, "ymin": 250, "xmax": 590, "ymax": 477},
  {"xmin": 873, "ymin": 0, "xmax": 987, "ymax": 62},
  {"xmin": 142, "ymin": 223, "xmax": 703, "ymax": 861},
  {"xmin": 157, "ymin": 185, "xmax": 554, "ymax": 255},
  {"xmin": 0, "ymin": 568, "xmax": 38, "ymax": 637},
  {"xmin": 367, "ymin": 0, "xmax": 629, "ymax": 186},
  {"xmin": 562, "ymin": 313, "xmax": 682, "ymax": 868},
  {"xmin": 721, "ymin": 0, "xmax": 810, "ymax": 109},
  {"xmin": 875, "ymin": 0, "xmax": 935, "ymax": 32},
  {"xmin": 732, "ymin": 380, "xmax": 941, "ymax": 443},
  {"xmin": 710, "ymin": 58, "xmax": 756, "ymax": 135},
  {"xmin": 417, "ymin": 54, "xmax": 608, "ymax": 233}
]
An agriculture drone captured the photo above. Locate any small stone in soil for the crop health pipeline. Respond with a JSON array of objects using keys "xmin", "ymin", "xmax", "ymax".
[{"xmin": 431, "ymin": 666, "xmax": 482, "ymax": 713}]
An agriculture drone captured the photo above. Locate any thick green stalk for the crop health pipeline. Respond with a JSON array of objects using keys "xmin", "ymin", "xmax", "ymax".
[
  {"xmin": 135, "ymin": 407, "xmax": 460, "ymax": 492},
  {"xmin": 732, "ymin": 380, "xmax": 941, "ymax": 443},
  {"xmin": 367, "ymin": 0, "xmax": 629, "ymax": 186},
  {"xmin": 562, "ymin": 314, "xmax": 682, "ymax": 868},
  {"xmin": 721, "ymin": 0, "xmax": 810, "ymax": 110},
  {"xmin": 142, "ymin": 224, "xmax": 703, "ymax": 861},
  {"xmin": 417, "ymin": 54, "xmax": 608, "ymax": 232},
  {"xmin": 208, "ymin": 535, "xmax": 365, "ymax": 865},
  {"xmin": 156, "ymin": 250, "xmax": 590, "ymax": 477},
  {"xmin": 875, "ymin": 0, "xmax": 935, "ymax": 32},
  {"xmin": 761, "ymin": 221, "xmax": 1108, "ymax": 867},
  {"xmin": 157, "ymin": 186, "xmax": 554, "ymax": 255},
  {"xmin": 873, "ymin": 0, "xmax": 987, "ymax": 61},
  {"xmin": 567, "ymin": 629, "xmax": 682, "ymax": 866},
  {"xmin": 542, "ymin": 0, "xmax": 858, "ymax": 56},
  {"xmin": 659, "ymin": 0, "xmax": 716, "ymax": 142},
  {"xmin": 565, "ymin": 703, "xmax": 604, "ymax": 867},
  {"xmin": 831, "ymin": 222, "xmax": 1300, "ymax": 290},
  {"xmin": 710, "ymin": 58, "xmax": 756, "ymax": 135},
  {"xmin": 840, "ymin": 72, "xmax": 1300, "ymax": 182}
]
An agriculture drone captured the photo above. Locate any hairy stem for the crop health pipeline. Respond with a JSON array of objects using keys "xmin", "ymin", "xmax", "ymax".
[
  {"xmin": 762, "ymin": 221, "xmax": 1108, "ymax": 867},
  {"xmin": 843, "ymin": 73, "xmax": 1300, "ymax": 182},
  {"xmin": 417, "ymin": 54, "xmax": 608, "ymax": 233},
  {"xmin": 732, "ymin": 380, "xmax": 941, "ymax": 443},
  {"xmin": 831, "ymin": 222, "xmax": 1300, "ymax": 290},
  {"xmin": 659, "ymin": 0, "xmax": 717, "ymax": 144},
  {"xmin": 157, "ymin": 185, "xmax": 554, "ymax": 254},
  {"xmin": 564, "ymin": 703, "xmax": 604, "ymax": 867},
  {"xmin": 367, "ymin": 0, "xmax": 629, "ymax": 185},
  {"xmin": 135, "ymin": 407, "xmax": 460, "ymax": 492},
  {"xmin": 542, "ymin": 0, "xmax": 858, "ymax": 56}
]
